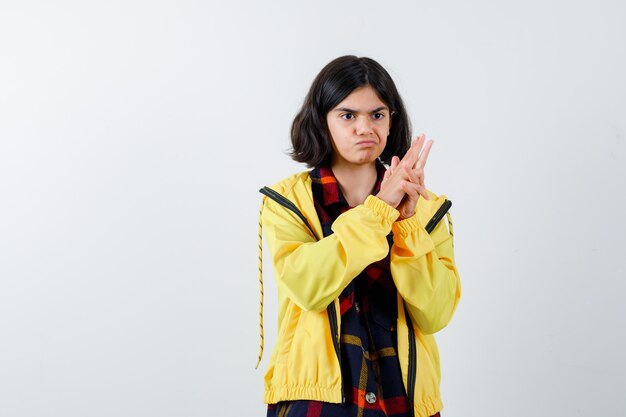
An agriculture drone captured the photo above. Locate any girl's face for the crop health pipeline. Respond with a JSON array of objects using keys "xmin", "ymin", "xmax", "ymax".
[{"xmin": 326, "ymin": 85, "xmax": 391, "ymax": 169}]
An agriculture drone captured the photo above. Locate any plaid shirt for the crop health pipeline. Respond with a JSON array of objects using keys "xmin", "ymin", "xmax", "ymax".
[{"xmin": 267, "ymin": 160, "xmax": 441, "ymax": 417}]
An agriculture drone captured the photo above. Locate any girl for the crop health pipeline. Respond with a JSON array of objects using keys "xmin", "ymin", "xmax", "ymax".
[{"xmin": 257, "ymin": 55, "xmax": 461, "ymax": 417}]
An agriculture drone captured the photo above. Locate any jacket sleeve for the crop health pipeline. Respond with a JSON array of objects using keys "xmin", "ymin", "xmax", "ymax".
[
  {"xmin": 262, "ymin": 194, "xmax": 400, "ymax": 312},
  {"xmin": 390, "ymin": 208, "xmax": 461, "ymax": 335}
]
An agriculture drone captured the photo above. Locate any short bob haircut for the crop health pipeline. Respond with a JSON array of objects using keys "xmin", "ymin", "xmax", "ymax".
[{"xmin": 290, "ymin": 55, "xmax": 412, "ymax": 168}]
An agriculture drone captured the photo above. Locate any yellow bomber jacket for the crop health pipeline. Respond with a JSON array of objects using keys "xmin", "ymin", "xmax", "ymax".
[{"xmin": 256, "ymin": 170, "xmax": 461, "ymax": 417}]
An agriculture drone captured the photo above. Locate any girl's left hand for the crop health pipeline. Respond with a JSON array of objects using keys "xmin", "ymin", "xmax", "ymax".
[{"xmin": 382, "ymin": 133, "xmax": 433, "ymax": 220}]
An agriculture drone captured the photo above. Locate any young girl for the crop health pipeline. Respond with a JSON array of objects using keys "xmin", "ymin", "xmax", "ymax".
[{"xmin": 257, "ymin": 55, "xmax": 461, "ymax": 417}]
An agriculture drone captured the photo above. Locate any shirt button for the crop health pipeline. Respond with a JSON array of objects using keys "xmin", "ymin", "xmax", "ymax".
[
  {"xmin": 354, "ymin": 302, "xmax": 360, "ymax": 312},
  {"xmin": 365, "ymin": 392, "xmax": 377, "ymax": 404}
]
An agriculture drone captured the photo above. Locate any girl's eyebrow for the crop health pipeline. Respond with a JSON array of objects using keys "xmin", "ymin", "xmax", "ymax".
[{"xmin": 333, "ymin": 106, "xmax": 389, "ymax": 113}]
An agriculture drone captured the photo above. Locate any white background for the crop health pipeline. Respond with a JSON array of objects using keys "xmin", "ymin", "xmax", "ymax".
[{"xmin": 1, "ymin": 1, "xmax": 625, "ymax": 416}]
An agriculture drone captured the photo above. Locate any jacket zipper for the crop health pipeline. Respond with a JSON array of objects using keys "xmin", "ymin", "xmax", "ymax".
[
  {"xmin": 404, "ymin": 304, "xmax": 417, "ymax": 417},
  {"xmin": 260, "ymin": 187, "xmax": 452, "ymax": 408},
  {"xmin": 424, "ymin": 199, "xmax": 452, "ymax": 233},
  {"xmin": 327, "ymin": 301, "xmax": 345, "ymax": 403}
]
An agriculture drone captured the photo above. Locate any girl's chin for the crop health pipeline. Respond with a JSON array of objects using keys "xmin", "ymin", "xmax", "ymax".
[
  {"xmin": 353, "ymin": 152, "xmax": 382, "ymax": 164},
  {"xmin": 344, "ymin": 157, "xmax": 380, "ymax": 166},
  {"xmin": 332, "ymin": 151, "xmax": 383, "ymax": 167}
]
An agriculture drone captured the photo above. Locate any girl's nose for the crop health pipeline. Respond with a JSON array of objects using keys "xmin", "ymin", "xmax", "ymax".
[{"xmin": 355, "ymin": 115, "xmax": 374, "ymax": 135}]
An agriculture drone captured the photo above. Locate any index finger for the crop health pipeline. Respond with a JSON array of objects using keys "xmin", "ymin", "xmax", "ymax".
[
  {"xmin": 416, "ymin": 139, "xmax": 434, "ymax": 169},
  {"xmin": 402, "ymin": 134, "xmax": 425, "ymax": 168}
]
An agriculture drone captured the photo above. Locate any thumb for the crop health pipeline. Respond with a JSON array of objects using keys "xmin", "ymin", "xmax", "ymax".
[{"xmin": 391, "ymin": 156, "xmax": 400, "ymax": 171}]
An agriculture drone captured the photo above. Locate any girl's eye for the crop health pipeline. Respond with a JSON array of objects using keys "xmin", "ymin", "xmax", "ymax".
[
  {"xmin": 341, "ymin": 113, "xmax": 354, "ymax": 120},
  {"xmin": 373, "ymin": 113, "xmax": 385, "ymax": 120}
]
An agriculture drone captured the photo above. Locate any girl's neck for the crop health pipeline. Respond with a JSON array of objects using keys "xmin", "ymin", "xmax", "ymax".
[{"xmin": 330, "ymin": 161, "xmax": 378, "ymax": 207}]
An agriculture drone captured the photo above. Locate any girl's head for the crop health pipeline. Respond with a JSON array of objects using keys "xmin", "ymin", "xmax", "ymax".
[{"xmin": 290, "ymin": 55, "xmax": 412, "ymax": 168}]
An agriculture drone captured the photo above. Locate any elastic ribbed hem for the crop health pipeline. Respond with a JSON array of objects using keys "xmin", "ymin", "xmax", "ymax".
[
  {"xmin": 364, "ymin": 195, "xmax": 400, "ymax": 225},
  {"xmin": 414, "ymin": 396, "xmax": 444, "ymax": 417},
  {"xmin": 392, "ymin": 214, "xmax": 423, "ymax": 237},
  {"xmin": 264, "ymin": 384, "xmax": 343, "ymax": 404},
  {"xmin": 391, "ymin": 214, "xmax": 436, "ymax": 258}
]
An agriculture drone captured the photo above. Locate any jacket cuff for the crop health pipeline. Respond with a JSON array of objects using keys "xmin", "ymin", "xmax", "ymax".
[
  {"xmin": 392, "ymin": 214, "xmax": 436, "ymax": 256},
  {"xmin": 392, "ymin": 214, "xmax": 422, "ymax": 237},
  {"xmin": 364, "ymin": 195, "xmax": 400, "ymax": 226}
]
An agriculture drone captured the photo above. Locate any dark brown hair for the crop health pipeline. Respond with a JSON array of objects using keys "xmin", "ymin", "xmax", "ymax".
[{"xmin": 289, "ymin": 55, "xmax": 412, "ymax": 168}]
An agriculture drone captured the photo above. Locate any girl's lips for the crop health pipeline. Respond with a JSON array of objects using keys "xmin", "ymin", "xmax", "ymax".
[{"xmin": 356, "ymin": 140, "xmax": 377, "ymax": 147}]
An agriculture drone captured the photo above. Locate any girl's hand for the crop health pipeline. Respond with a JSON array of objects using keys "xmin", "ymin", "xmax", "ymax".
[
  {"xmin": 395, "ymin": 134, "xmax": 433, "ymax": 219},
  {"xmin": 378, "ymin": 134, "xmax": 433, "ymax": 218}
]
